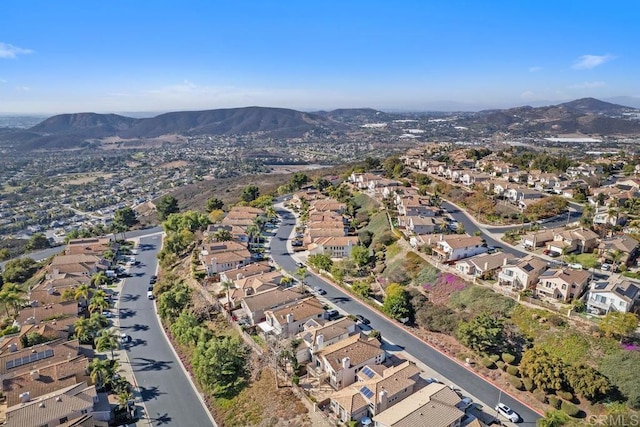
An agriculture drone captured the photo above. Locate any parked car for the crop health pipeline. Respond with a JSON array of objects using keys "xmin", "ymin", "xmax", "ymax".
[
  {"xmin": 326, "ymin": 309, "xmax": 339, "ymax": 318},
  {"xmin": 495, "ymin": 403, "xmax": 520, "ymax": 423},
  {"xmin": 601, "ymin": 263, "xmax": 611, "ymax": 271},
  {"xmin": 313, "ymin": 286, "xmax": 326, "ymax": 295},
  {"xmin": 296, "ymin": 262, "xmax": 305, "ymax": 268},
  {"xmin": 102, "ymin": 311, "xmax": 113, "ymax": 318},
  {"xmin": 568, "ymin": 263, "xmax": 583, "ymax": 270},
  {"xmin": 147, "ymin": 290, "xmax": 154, "ymax": 300},
  {"xmin": 355, "ymin": 314, "xmax": 370, "ymax": 325},
  {"xmin": 458, "ymin": 397, "xmax": 473, "ymax": 410},
  {"xmin": 119, "ymin": 333, "xmax": 132, "ymax": 343},
  {"xmin": 425, "ymin": 377, "xmax": 440, "ymax": 384},
  {"xmin": 147, "ymin": 285, "xmax": 154, "ymax": 292}
]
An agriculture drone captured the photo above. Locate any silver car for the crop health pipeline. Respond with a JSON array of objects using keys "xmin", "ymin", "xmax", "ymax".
[{"xmin": 495, "ymin": 403, "xmax": 519, "ymax": 423}]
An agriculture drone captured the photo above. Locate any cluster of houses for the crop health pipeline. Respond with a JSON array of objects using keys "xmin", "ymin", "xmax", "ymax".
[{"xmin": 0, "ymin": 237, "xmax": 126, "ymax": 427}]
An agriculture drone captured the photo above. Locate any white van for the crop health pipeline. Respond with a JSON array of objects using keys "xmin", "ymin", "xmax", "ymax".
[{"xmin": 147, "ymin": 290, "xmax": 154, "ymax": 300}]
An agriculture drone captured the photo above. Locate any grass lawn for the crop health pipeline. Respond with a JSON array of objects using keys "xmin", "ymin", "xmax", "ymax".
[
  {"xmin": 353, "ymin": 192, "xmax": 379, "ymax": 213},
  {"xmin": 366, "ymin": 211, "xmax": 391, "ymax": 236},
  {"xmin": 574, "ymin": 253, "xmax": 599, "ymax": 269}
]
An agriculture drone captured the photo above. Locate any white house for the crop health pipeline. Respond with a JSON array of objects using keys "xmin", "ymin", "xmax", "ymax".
[
  {"xmin": 586, "ymin": 275, "xmax": 640, "ymax": 314},
  {"xmin": 431, "ymin": 235, "xmax": 486, "ymax": 262}
]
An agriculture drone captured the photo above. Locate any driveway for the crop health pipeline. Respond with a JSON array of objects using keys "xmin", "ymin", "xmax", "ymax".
[{"xmin": 270, "ymin": 205, "xmax": 541, "ymax": 425}]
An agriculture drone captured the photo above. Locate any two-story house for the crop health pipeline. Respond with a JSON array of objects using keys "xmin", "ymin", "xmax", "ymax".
[
  {"xmin": 308, "ymin": 236, "xmax": 358, "ymax": 258},
  {"xmin": 264, "ymin": 297, "xmax": 326, "ymax": 337},
  {"xmin": 535, "ymin": 268, "xmax": 591, "ymax": 303},
  {"xmin": 240, "ymin": 288, "xmax": 305, "ymax": 326},
  {"xmin": 586, "ymin": 275, "xmax": 640, "ymax": 314},
  {"xmin": 296, "ymin": 317, "xmax": 358, "ymax": 364},
  {"xmin": 432, "ymin": 235, "xmax": 486, "ymax": 262},
  {"xmin": 498, "ymin": 256, "xmax": 548, "ymax": 290},
  {"xmin": 317, "ymin": 334, "xmax": 385, "ymax": 390}
]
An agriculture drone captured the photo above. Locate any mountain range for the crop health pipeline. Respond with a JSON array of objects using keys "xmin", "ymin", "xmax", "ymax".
[{"xmin": 1, "ymin": 98, "xmax": 639, "ymax": 151}]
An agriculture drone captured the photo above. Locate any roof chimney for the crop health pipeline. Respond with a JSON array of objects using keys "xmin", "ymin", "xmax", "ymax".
[
  {"xmin": 30, "ymin": 370, "xmax": 40, "ymax": 380},
  {"xmin": 342, "ymin": 357, "xmax": 350, "ymax": 369},
  {"xmin": 286, "ymin": 313, "xmax": 294, "ymax": 324},
  {"xmin": 9, "ymin": 343, "xmax": 18, "ymax": 352},
  {"xmin": 484, "ymin": 262, "xmax": 489, "ymax": 271},
  {"xmin": 19, "ymin": 392, "xmax": 30, "ymax": 403},
  {"xmin": 315, "ymin": 334, "xmax": 324, "ymax": 348}
]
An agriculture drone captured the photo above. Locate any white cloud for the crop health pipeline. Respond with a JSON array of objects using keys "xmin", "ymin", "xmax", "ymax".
[
  {"xmin": 528, "ymin": 66, "xmax": 542, "ymax": 72},
  {"xmin": 0, "ymin": 42, "xmax": 33, "ymax": 59},
  {"xmin": 0, "ymin": 78, "xmax": 7, "ymax": 83},
  {"xmin": 14, "ymin": 86, "xmax": 30, "ymax": 92},
  {"xmin": 568, "ymin": 81, "xmax": 606, "ymax": 89},
  {"xmin": 572, "ymin": 54, "xmax": 614, "ymax": 70}
]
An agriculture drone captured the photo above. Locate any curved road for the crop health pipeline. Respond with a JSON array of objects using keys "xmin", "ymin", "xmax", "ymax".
[
  {"xmin": 119, "ymin": 233, "xmax": 216, "ymax": 427},
  {"xmin": 271, "ymin": 206, "xmax": 541, "ymax": 426}
]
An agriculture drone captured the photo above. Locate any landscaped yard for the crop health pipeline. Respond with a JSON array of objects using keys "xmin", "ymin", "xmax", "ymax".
[{"xmin": 572, "ymin": 253, "xmax": 600, "ymax": 269}]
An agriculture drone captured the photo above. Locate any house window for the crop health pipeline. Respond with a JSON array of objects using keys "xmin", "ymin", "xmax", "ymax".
[{"xmin": 81, "ymin": 409, "xmax": 88, "ymax": 414}]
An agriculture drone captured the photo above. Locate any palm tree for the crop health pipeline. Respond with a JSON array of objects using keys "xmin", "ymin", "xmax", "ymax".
[
  {"xmin": 90, "ymin": 271, "xmax": 108, "ymax": 288},
  {"xmin": 608, "ymin": 249, "xmax": 625, "ymax": 272},
  {"xmin": 265, "ymin": 206, "xmax": 277, "ymax": 220},
  {"xmin": 74, "ymin": 284, "xmax": 91, "ymax": 304},
  {"xmin": 117, "ymin": 389, "xmax": 134, "ymax": 419},
  {"xmin": 626, "ymin": 197, "xmax": 640, "ymax": 216},
  {"xmin": 88, "ymin": 295, "xmax": 109, "ymax": 314},
  {"xmin": 89, "ymin": 312, "xmax": 110, "ymax": 329},
  {"xmin": 246, "ymin": 224, "xmax": 260, "ymax": 246},
  {"xmin": 95, "ymin": 329, "xmax": 120, "ymax": 359},
  {"xmin": 536, "ymin": 409, "xmax": 569, "ymax": 427},
  {"xmin": 295, "ymin": 267, "xmax": 308, "ymax": 292},
  {"xmin": 0, "ymin": 289, "xmax": 22, "ymax": 317},
  {"xmin": 88, "ymin": 357, "xmax": 119, "ymax": 390},
  {"xmin": 213, "ymin": 229, "xmax": 233, "ymax": 242},
  {"xmin": 74, "ymin": 317, "xmax": 94, "ymax": 343},
  {"xmin": 220, "ymin": 280, "xmax": 234, "ymax": 310}
]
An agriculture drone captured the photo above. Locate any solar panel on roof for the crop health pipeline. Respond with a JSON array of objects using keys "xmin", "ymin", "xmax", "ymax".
[
  {"xmin": 361, "ymin": 366, "xmax": 375, "ymax": 378},
  {"xmin": 360, "ymin": 386, "xmax": 374, "ymax": 399},
  {"xmin": 5, "ymin": 360, "xmax": 14, "ymax": 369}
]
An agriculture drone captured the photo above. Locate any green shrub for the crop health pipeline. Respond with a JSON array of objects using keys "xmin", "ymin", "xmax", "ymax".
[
  {"xmin": 292, "ymin": 375, "xmax": 300, "ymax": 386},
  {"xmin": 506, "ymin": 365, "xmax": 520, "ymax": 377},
  {"xmin": 489, "ymin": 354, "xmax": 500, "ymax": 362},
  {"xmin": 522, "ymin": 377, "xmax": 535, "ymax": 392},
  {"xmin": 557, "ymin": 390, "xmax": 573, "ymax": 401},
  {"xmin": 481, "ymin": 358, "xmax": 496, "ymax": 369},
  {"xmin": 507, "ymin": 376, "xmax": 524, "ymax": 390},
  {"xmin": 533, "ymin": 389, "xmax": 547, "ymax": 403},
  {"xmin": 495, "ymin": 361, "xmax": 505, "ymax": 370},
  {"xmin": 561, "ymin": 401, "xmax": 580, "ymax": 417},
  {"xmin": 502, "ymin": 352, "xmax": 516, "ymax": 364},
  {"xmin": 548, "ymin": 395, "xmax": 561, "ymax": 409}
]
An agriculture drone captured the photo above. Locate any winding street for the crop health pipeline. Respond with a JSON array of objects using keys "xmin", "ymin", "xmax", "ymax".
[{"xmin": 270, "ymin": 205, "xmax": 542, "ymax": 425}]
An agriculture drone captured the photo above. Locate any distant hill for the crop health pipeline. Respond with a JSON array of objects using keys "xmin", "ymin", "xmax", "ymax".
[
  {"xmin": 1, "ymin": 98, "xmax": 639, "ymax": 151},
  {"xmin": 1, "ymin": 107, "xmax": 345, "ymax": 150},
  {"xmin": 467, "ymin": 97, "xmax": 640, "ymax": 135}
]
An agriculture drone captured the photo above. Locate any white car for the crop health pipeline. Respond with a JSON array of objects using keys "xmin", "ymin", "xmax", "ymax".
[
  {"xmin": 495, "ymin": 403, "xmax": 520, "ymax": 423},
  {"xmin": 601, "ymin": 263, "xmax": 611, "ymax": 271}
]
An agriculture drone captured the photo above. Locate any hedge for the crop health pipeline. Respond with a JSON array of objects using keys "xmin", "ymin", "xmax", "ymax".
[
  {"xmin": 502, "ymin": 353, "xmax": 516, "ymax": 364},
  {"xmin": 506, "ymin": 365, "xmax": 520, "ymax": 377},
  {"xmin": 548, "ymin": 395, "xmax": 561, "ymax": 409},
  {"xmin": 495, "ymin": 361, "xmax": 505, "ymax": 370},
  {"xmin": 561, "ymin": 401, "xmax": 580, "ymax": 417},
  {"xmin": 523, "ymin": 377, "xmax": 535, "ymax": 392},
  {"xmin": 481, "ymin": 358, "xmax": 496, "ymax": 369},
  {"xmin": 489, "ymin": 354, "xmax": 501, "ymax": 362},
  {"xmin": 533, "ymin": 389, "xmax": 548, "ymax": 403},
  {"xmin": 557, "ymin": 390, "xmax": 573, "ymax": 402},
  {"xmin": 507, "ymin": 376, "xmax": 524, "ymax": 390}
]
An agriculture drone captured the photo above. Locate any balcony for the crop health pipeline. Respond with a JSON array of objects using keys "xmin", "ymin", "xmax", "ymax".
[{"xmin": 587, "ymin": 298, "xmax": 611, "ymax": 312}]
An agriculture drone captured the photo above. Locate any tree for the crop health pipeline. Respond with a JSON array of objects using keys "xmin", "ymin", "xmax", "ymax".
[
  {"xmin": 220, "ymin": 281, "xmax": 234, "ymax": 310},
  {"xmin": 212, "ymin": 228, "xmax": 232, "ymax": 242},
  {"xmin": 170, "ymin": 310, "xmax": 202, "ymax": 346},
  {"xmin": 90, "ymin": 271, "xmax": 109, "ymax": 288},
  {"xmin": 351, "ymin": 245, "xmax": 370, "ymax": 269},
  {"xmin": 351, "ymin": 281, "xmax": 372, "ymax": 299},
  {"xmin": 113, "ymin": 207, "xmax": 138, "ymax": 239},
  {"xmin": 74, "ymin": 284, "xmax": 91, "ymax": 303},
  {"xmin": 308, "ymin": 254, "xmax": 333, "ymax": 271},
  {"xmin": 156, "ymin": 195, "xmax": 179, "ymax": 221},
  {"xmin": 157, "ymin": 282, "xmax": 191, "ymax": 320},
  {"xmin": 95, "ymin": 329, "xmax": 120, "ymax": 360},
  {"xmin": 0, "ymin": 248, "xmax": 10, "ymax": 261},
  {"xmin": 240, "ymin": 185, "xmax": 260, "ymax": 203},
  {"xmin": 382, "ymin": 283, "xmax": 412, "ymax": 321},
  {"xmin": 88, "ymin": 357, "xmax": 119, "ymax": 391},
  {"xmin": 26, "ymin": 233, "xmax": 50, "ymax": 251},
  {"xmin": 358, "ymin": 230, "xmax": 373, "ymax": 248},
  {"xmin": 295, "ymin": 267, "xmax": 308, "ymax": 291},
  {"xmin": 456, "ymin": 312, "xmax": 504, "ymax": 353},
  {"xmin": 2, "ymin": 257, "xmax": 38, "ymax": 283},
  {"xmin": 0, "ymin": 285, "xmax": 26, "ymax": 317},
  {"xmin": 205, "ymin": 197, "xmax": 224, "ymax": 212},
  {"xmin": 191, "ymin": 336, "xmax": 249, "ymax": 397},
  {"xmin": 565, "ymin": 364, "xmax": 612, "ymax": 402},
  {"xmin": 599, "ymin": 312, "xmax": 639, "ymax": 342},
  {"xmin": 536, "ymin": 410, "xmax": 569, "ymax": 427},
  {"xmin": 520, "ymin": 347, "xmax": 566, "ymax": 393},
  {"xmin": 74, "ymin": 318, "xmax": 95, "ymax": 343},
  {"xmin": 314, "ymin": 177, "xmax": 331, "ymax": 191},
  {"xmin": 607, "ymin": 249, "xmax": 625, "ymax": 272},
  {"xmin": 88, "ymin": 294, "xmax": 109, "ymax": 314}
]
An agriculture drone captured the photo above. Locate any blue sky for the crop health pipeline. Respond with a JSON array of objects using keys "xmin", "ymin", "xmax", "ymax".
[{"xmin": 1, "ymin": 1, "xmax": 638, "ymax": 114}]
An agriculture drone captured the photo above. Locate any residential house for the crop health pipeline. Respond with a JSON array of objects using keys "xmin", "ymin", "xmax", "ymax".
[
  {"xmin": 397, "ymin": 196, "xmax": 437, "ymax": 217},
  {"xmin": 460, "ymin": 172, "xmax": 491, "ymax": 187},
  {"xmin": 65, "ymin": 238, "xmax": 115, "ymax": 256},
  {"xmin": 240, "ymin": 288, "xmax": 305, "ymax": 326},
  {"xmin": 4, "ymin": 381, "xmax": 109, "ymax": 427},
  {"xmin": 223, "ymin": 270, "xmax": 284, "ymax": 308},
  {"xmin": 199, "ymin": 241, "xmax": 252, "ymax": 276},
  {"xmin": 431, "ymin": 235, "xmax": 486, "ymax": 262},
  {"xmin": 503, "ymin": 187, "xmax": 546, "ymax": 207},
  {"xmin": 586, "ymin": 274, "xmax": 640, "ymax": 314},
  {"xmin": 48, "ymin": 255, "xmax": 108, "ymax": 279},
  {"xmin": 372, "ymin": 382, "xmax": 465, "ymax": 427},
  {"xmin": 0, "ymin": 339, "xmax": 85, "ymax": 383},
  {"xmin": 264, "ymin": 297, "xmax": 326, "ymax": 337},
  {"xmin": 368, "ymin": 178, "xmax": 401, "ymax": 195},
  {"xmin": 498, "ymin": 256, "xmax": 548, "ymax": 290},
  {"xmin": 220, "ymin": 206, "xmax": 264, "ymax": 228},
  {"xmin": 16, "ymin": 301, "xmax": 79, "ymax": 326},
  {"xmin": 308, "ymin": 236, "xmax": 358, "ymax": 258},
  {"xmin": 317, "ymin": 334, "xmax": 385, "ymax": 390},
  {"xmin": 522, "ymin": 229, "xmax": 556, "ymax": 249},
  {"xmin": 545, "ymin": 228, "xmax": 600, "ymax": 255},
  {"xmin": 535, "ymin": 268, "xmax": 591, "ymax": 302},
  {"xmin": 456, "ymin": 252, "xmax": 517, "ymax": 278},
  {"xmin": 219, "ymin": 261, "xmax": 272, "ymax": 283},
  {"xmin": 405, "ymin": 216, "xmax": 443, "ymax": 235},
  {"xmin": 330, "ymin": 361, "xmax": 426, "ymax": 424},
  {"xmin": 598, "ymin": 235, "xmax": 640, "ymax": 266},
  {"xmin": 311, "ymin": 198, "xmax": 346, "ymax": 214},
  {"xmin": 295, "ymin": 317, "xmax": 358, "ymax": 364},
  {"xmin": 350, "ymin": 173, "xmax": 381, "ymax": 190}
]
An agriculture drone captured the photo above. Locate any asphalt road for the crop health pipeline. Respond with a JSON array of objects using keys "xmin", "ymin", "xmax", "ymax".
[
  {"xmin": 119, "ymin": 234, "xmax": 216, "ymax": 427},
  {"xmin": 270, "ymin": 206, "xmax": 541, "ymax": 425}
]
